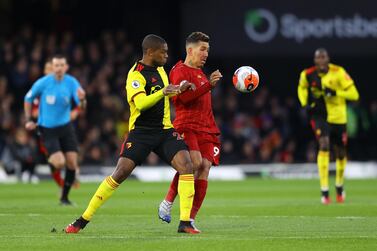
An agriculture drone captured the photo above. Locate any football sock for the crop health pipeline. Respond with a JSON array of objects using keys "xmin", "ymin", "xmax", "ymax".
[
  {"xmin": 321, "ymin": 190, "xmax": 329, "ymax": 198},
  {"xmin": 317, "ymin": 150, "xmax": 330, "ymax": 194},
  {"xmin": 178, "ymin": 174, "xmax": 195, "ymax": 221},
  {"xmin": 49, "ymin": 163, "xmax": 63, "ymax": 187},
  {"xmin": 82, "ymin": 176, "xmax": 119, "ymax": 221},
  {"xmin": 165, "ymin": 172, "xmax": 179, "ymax": 203},
  {"xmin": 190, "ymin": 179, "xmax": 208, "ymax": 220},
  {"xmin": 336, "ymin": 185, "xmax": 344, "ymax": 196},
  {"xmin": 335, "ymin": 157, "xmax": 347, "ymax": 188},
  {"xmin": 61, "ymin": 168, "xmax": 76, "ymax": 200}
]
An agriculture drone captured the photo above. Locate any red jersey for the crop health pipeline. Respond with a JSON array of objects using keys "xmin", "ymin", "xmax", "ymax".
[{"xmin": 170, "ymin": 61, "xmax": 220, "ymax": 134}]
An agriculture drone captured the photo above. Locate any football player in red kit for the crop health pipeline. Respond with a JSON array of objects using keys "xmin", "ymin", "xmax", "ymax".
[{"xmin": 158, "ymin": 32, "xmax": 222, "ymax": 232}]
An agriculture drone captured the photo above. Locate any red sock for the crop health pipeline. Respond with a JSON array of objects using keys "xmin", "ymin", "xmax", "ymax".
[
  {"xmin": 165, "ymin": 172, "xmax": 179, "ymax": 202},
  {"xmin": 52, "ymin": 170, "xmax": 64, "ymax": 187},
  {"xmin": 190, "ymin": 179, "xmax": 208, "ymax": 220}
]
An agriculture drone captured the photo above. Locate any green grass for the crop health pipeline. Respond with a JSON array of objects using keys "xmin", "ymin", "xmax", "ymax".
[{"xmin": 0, "ymin": 178, "xmax": 376, "ymax": 251}]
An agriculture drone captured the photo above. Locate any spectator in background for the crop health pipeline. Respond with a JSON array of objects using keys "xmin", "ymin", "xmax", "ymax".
[
  {"xmin": 8, "ymin": 128, "xmax": 38, "ymax": 183},
  {"xmin": 0, "ymin": 27, "xmax": 375, "ymax": 169}
]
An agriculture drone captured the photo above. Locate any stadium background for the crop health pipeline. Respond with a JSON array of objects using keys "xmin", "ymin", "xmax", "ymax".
[{"xmin": 0, "ymin": 0, "xmax": 376, "ymax": 173}]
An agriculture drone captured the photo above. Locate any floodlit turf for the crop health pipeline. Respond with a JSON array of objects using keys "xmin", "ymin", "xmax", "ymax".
[{"xmin": 0, "ymin": 178, "xmax": 376, "ymax": 251}]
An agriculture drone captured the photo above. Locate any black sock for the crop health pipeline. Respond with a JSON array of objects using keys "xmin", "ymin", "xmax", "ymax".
[
  {"xmin": 61, "ymin": 168, "xmax": 75, "ymax": 201},
  {"xmin": 336, "ymin": 186, "xmax": 343, "ymax": 195},
  {"xmin": 72, "ymin": 217, "xmax": 89, "ymax": 229},
  {"xmin": 49, "ymin": 163, "xmax": 56, "ymax": 173},
  {"xmin": 321, "ymin": 190, "xmax": 329, "ymax": 198}
]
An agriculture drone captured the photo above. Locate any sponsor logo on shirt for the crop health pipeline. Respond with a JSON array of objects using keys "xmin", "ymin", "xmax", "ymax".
[{"xmin": 46, "ymin": 95, "xmax": 56, "ymax": 105}]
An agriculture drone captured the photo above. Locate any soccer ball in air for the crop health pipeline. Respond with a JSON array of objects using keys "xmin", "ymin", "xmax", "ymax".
[{"xmin": 232, "ymin": 66, "xmax": 260, "ymax": 93}]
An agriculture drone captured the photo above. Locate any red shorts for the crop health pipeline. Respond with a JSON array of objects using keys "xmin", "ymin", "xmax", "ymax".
[{"xmin": 176, "ymin": 129, "xmax": 221, "ymax": 166}]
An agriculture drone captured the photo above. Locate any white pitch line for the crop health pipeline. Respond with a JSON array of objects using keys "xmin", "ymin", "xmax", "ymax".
[
  {"xmin": 0, "ymin": 235, "xmax": 376, "ymax": 240},
  {"xmin": 208, "ymin": 215, "xmax": 372, "ymax": 219}
]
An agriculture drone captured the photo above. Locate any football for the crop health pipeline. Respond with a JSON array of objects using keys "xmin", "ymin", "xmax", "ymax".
[{"xmin": 232, "ymin": 66, "xmax": 260, "ymax": 93}]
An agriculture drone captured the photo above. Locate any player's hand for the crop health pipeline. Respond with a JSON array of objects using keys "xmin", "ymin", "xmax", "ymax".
[
  {"xmin": 324, "ymin": 87, "xmax": 336, "ymax": 97},
  {"xmin": 163, "ymin": 84, "xmax": 181, "ymax": 96},
  {"xmin": 25, "ymin": 121, "xmax": 36, "ymax": 131},
  {"xmin": 209, "ymin": 70, "xmax": 223, "ymax": 87},
  {"xmin": 178, "ymin": 80, "xmax": 196, "ymax": 93}
]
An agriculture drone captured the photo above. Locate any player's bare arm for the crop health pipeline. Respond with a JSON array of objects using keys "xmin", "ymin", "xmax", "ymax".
[{"xmin": 24, "ymin": 102, "xmax": 36, "ymax": 131}]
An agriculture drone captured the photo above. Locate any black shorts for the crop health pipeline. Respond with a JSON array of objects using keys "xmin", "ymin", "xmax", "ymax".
[
  {"xmin": 310, "ymin": 117, "xmax": 347, "ymax": 146},
  {"xmin": 120, "ymin": 128, "xmax": 188, "ymax": 166},
  {"xmin": 38, "ymin": 122, "xmax": 79, "ymax": 156},
  {"xmin": 329, "ymin": 123, "xmax": 347, "ymax": 147},
  {"xmin": 310, "ymin": 116, "xmax": 330, "ymax": 139}
]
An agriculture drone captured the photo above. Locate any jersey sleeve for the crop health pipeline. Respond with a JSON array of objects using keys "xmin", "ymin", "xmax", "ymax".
[
  {"xmin": 336, "ymin": 67, "xmax": 359, "ymax": 101},
  {"xmin": 171, "ymin": 67, "xmax": 212, "ymax": 105},
  {"xmin": 170, "ymin": 67, "xmax": 189, "ymax": 86},
  {"xmin": 126, "ymin": 71, "xmax": 147, "ymax": 102},
  {"xmin": 338, "ymin": 67, "xmax": 354, "ymax": 89},
  {"xmin": 24, "ymin": 77, "xmax": 45, "ymax": 103},
  {"xmin": 297, "ymin": 70, "xmax": 308, "ymax": 107}
]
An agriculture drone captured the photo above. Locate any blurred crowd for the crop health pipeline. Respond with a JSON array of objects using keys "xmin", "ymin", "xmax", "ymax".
[{"xmin": 1, "ymin": 27, "xmax": 376, "ymax": 178}]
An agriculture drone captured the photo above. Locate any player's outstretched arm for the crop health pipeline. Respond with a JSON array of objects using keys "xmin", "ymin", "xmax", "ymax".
[
  {"xmin": 133, "ymin": 84, "xmax": 179, "ymax": 111},
  {"xmin": 177, "ymin": 71, "xmax": 223, "ymax": 105},
  {"xmin": 177, "ymin": 82, "xmax": 212, "ymax": 104}
]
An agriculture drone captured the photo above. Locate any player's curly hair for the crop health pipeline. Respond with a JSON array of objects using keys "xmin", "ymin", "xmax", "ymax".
[{"xmin": 186, "ymin": 31, "xmax": 210, "ymax": 45}]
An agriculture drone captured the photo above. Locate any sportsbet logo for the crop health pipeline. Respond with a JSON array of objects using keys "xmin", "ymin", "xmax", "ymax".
[
  {"xmin": 245, "ymin": 9, "xmax": 377, "ymax": 43},
  {"xmin": 244, "ymin": 9, "xmax": 278, "ymax": 43}
]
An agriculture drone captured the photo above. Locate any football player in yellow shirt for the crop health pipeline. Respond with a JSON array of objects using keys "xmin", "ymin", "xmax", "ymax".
[
  {"xmin": 298, "ymin": 48, "xmax": 359, "ymax": 204},
  {"xmin": 64, "ymin": 34, "xmax": 199, "ymax": 234}
]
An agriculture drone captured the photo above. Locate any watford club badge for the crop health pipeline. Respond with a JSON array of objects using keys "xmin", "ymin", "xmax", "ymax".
[{"xmin": 316, "ymin": 129, "xmax": 321, "ymax": 136}]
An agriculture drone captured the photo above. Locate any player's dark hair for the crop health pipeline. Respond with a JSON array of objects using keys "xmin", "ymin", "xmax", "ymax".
[
  {"xmin": 142, "ymin": 34, "xmax": 167, "ymax": 54},
  {"xmin": 186, "ymin": 32, "xmax": 210, "ymax": 46},
  {"xmin": 314, "ymin": 48, "xmax": 329, "ymax": 57},
  {"xmin": 52, "ymin": 54, "xmax": 67, "ymax": 61}
]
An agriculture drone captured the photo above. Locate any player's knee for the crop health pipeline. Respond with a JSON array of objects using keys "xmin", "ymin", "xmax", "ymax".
[
  {"xmin": 337, "ymin": 146, "xmax": 347, "ymax": 159},
  {"xmin": 319, "ymin": 137, "xmax": 330, "ymax": 151},
  {"xmin": 201, "ymin": 162, "xmax": 211, "ymax": 174},
  {"xmin": 178, "ymin": 159, "xmax": 193, "ymax": 175},
  {"xmin": 49, "ymin": 156, "xmax": 65, "ymax": 169},
  {"xmin": 192, "ymin": 159, "xmax": 202, "ymax": 171},
  {"xmin": 196, "ymin": 160, "xmax": 211, "ymax": 179}
]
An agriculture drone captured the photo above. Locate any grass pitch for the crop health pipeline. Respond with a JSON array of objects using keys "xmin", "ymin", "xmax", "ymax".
[{"xmin": 0, "ymin": 178, "xmax": 376, "ymax": 251}]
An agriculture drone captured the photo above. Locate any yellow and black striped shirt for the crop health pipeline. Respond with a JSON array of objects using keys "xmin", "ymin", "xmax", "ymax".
[
  {"xmin": 298, "ymin": 63, "xmax": 359, "ymax": 124},
  {"xmin": 125, "ymin": 62, "xmax": 173, "ymax": 131}
]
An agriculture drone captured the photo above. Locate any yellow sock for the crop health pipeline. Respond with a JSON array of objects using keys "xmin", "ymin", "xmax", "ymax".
[
  {"xmin": 317, "ymin": 151, "xmax": 330, "ymax": 191},
  {"xmin": 335, "ymin": 158, "xmax": 347, "ymax": 187},
  {"xmin": 178, "ymin": 174, "xmax": 195, "ymax": 221},
  {"xmin": 82, "ymin": 176, "xmax": 119, "ymax": 221}
]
